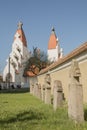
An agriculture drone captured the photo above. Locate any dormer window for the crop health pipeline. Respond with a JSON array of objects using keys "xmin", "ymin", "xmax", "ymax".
[
  {"xmin": 12, "ymin": 62, "xmax": 16, "ymax": 68},
  {"xmin": 19, "ymin": 35, "xmax": 21, "ymax": 38},
  {"xmin": 17, "ymin": 48, "xmax": 21, "ymax": 53},
  {"xmin": 17, "ymin": 45, "xmax": 21, "ymax": 53},
  {"xmin": 14, "ymin": 55, "xmax": 19, "ymax": 61}
]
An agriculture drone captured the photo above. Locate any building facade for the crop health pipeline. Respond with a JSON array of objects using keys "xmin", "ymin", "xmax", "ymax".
[{"xmin": 3, "ymin": 22, "xmax": 30, "ymax": 88}]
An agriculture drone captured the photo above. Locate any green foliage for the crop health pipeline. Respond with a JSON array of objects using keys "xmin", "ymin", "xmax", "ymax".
[
  {"xmin": 0, "ymin": 93, "xmax": 87, "ymax": 130},
  {"xmin": 24, "ymin": 47, "xmax": 51, "ymax": 76}
]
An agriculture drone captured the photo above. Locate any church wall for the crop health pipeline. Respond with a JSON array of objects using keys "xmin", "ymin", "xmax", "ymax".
[
  {"xmin": 3, "ymin": 22, "xmax": 30, "ymax": 88},
  {"xmin": 3, "ymin": 65, "xmax": 9, "ymax": 81},
  {"xmin": 22, "ymin": 46, "xmax": 30, "ymax": 62},
  {"xmin": 48, "ymin": 47, "xmax": 58, "ymax": 61},
  {"xmin": 37, "ymin": 50, "xmax": 87, "ymax": 103},
  {"xmin": 14, "ymin": 45, "xmax": 30, "ymax": 88},
  {"xmin": 3, "ymin": 63, "xmax": 15, "ymax": 82}
]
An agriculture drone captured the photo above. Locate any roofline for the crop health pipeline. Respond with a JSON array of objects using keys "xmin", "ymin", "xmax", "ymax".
[{"xmin": 39, "ymin": 41, "xmax": 87, "ymax": 75}]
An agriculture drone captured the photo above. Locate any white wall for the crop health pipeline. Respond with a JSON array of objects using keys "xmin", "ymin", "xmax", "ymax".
[{"xmin": 48, "ymin": 45, "xmax": 59, "ymax": 62}]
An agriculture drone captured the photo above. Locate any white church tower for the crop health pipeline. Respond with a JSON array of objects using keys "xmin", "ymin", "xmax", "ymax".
[
  {"xmin": 48, "ymin": 27, "xmax": 63, "ymax": 62},
  {"xmin": 3, "ymin": 22, "xmax": 30, "ymax": 88}
]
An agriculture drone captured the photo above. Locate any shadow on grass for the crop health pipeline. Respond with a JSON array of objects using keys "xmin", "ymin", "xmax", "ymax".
[
  {"xmin": 0, "ymin": 109, "xmax": 46, "ymax": 124},
  {"xmin": 84, "ymin": 109, "xmax": 87, "ymax": 121},
  {"xmin": 0, "ymin": 88, "xmax": 30, "ymax": 94}
]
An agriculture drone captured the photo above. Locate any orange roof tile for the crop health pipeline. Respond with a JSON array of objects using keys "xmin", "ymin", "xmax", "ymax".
[
  {"xmin": 16, "ymin": 29, "xmax": 27, "ymax": 47},
  {"xmin": 26, "ymin": 71, "xmax": 36, "ymax": 77},
  {"xmin": 48, "ymin": 34, "xmax": 57, "ymax": 49},
  {"xmin": 24, "ymin": 65, "xmax": 40, "ymax": 77},
  {"xmin": 48, "ymin": 27, "xmax": 57, "ymax": 49},
  {"xmin": 14, "ymin": 22, "xmax": 27, "ymax": 47}
]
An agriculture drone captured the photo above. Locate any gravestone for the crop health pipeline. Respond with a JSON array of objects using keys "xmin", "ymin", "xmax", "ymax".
[
  {"xmin": 53, "ymin": 80, "xmax": 63, "ymax": 110},
  {"xmin": 32, "ymin": 84, "xmax": 35, "ymax": 96},
  {"xmin": 35, "ymin": 82, "xmax": 39, "ymax": 97},
  {"xmin": 38, "ymin": 84, "xmax": 41, "ymax": 99},
  {"xmin": 45, "ymin": 74, "xmax": 51, "ymax": 104},
  {"xmin": 30, "ymin": 83, "xmax": 33, "ymax": 94},
  {"xmin": 68, "ymin": 59, "xmax": 84, "ymax": 123},
  {"xmin": 42, "ymin": 84, "xmax": 45, "ymax": 102}
]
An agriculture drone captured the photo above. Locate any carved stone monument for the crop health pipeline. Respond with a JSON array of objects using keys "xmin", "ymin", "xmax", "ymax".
[
  {"xmin": 42, "ymin": 84, "xmax": 45, "ymax": 102},
  {"xmin": 45, "ymin": 74, "xmax": 51, "ymax": 104},
  {"xmin": 68, "ymin": 59, "xmax": 84, "ymax": 123},
  {"xmin": 35, "ymin": 82, "xmax": 39, "ymax": 97},
  {"xmin": 30, "ymin": 83, "xmax": 34, "ymax": 94},
  {"xmin": 53, "ymin": 80, "xmax": 63, "ymax": 110},
  {"xmin": 38, "ymin": 84, "xmax": 41, "ymax": 99},
  {"xmin": 32, "ymin": 84, "xmax": 34, "ymax": 96}
]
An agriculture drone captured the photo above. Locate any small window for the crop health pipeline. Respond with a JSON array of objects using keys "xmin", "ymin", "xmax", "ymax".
[
  {"xmin": 19, "ymin": 36, "xmax": 21, "ymax": 38},
  {"xmin": 17, "ymin": 48, "xmax": 21, "ymax": 52},
  {"xmin": 15, "ymin": 55, "xmax": 19, "ymax": 61}
]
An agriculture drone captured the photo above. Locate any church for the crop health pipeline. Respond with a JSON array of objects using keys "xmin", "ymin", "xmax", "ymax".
[
  {"xmin": 3, "ymin": 22, "xmax": 30, "ymax": 88},
  {"xmin": 2, "ymin": 22, "xmax": 87, "ymax": 103},
  {"xmin": 3, "ymin": 22, "xmax": 62, "ymax": 88}
]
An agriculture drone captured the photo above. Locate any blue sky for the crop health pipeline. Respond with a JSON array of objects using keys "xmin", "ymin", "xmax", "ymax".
[{"xmin": 0, "ymin": 0, "xmax": 87, "ymax": 73}]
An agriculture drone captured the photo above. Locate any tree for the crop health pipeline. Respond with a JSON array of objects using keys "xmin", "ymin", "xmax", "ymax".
[{"xmin": 23, "ymin": 47, "xmax": 51, "ymax": 76}]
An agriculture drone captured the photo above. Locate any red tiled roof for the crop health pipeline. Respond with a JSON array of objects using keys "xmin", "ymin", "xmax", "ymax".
[
  {"xmin": 14, "ymin": 22, "xmax": 27, "ymax": 47},
  {"xmin": 39, "ymin": 42, "xmax": 87, "ymax": 75},
  {"xmin": 16, "ymin": 29, "xmax": 27, "ymax": 47},
  {"xmin": 48, "ymin": 27, "xmax": 58, "ymax": 49},
  {"xmin": 24, "ymin": 65, "xmax": 40, "ymax": 77},
  {"xmin": 48, "ymin": 33, "xmax": 57, "ymax": 49},
  {"xmin": 26, "ymin": 71, "xmax": 36, "ymax": 77}
]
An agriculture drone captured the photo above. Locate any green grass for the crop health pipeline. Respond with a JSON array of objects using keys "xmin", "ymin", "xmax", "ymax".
[{"xmin": 0, "ymin": 91, "xmax": 87, "ymax": 130}]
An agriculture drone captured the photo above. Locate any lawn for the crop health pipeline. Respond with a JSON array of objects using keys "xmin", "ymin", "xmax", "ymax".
[{"xmin": 0, "ymin": 90, "xmax": 87, "ymax": 130}]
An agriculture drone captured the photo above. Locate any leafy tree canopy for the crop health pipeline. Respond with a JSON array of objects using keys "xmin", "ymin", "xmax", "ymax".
[{"xmin": 23, "ymin": 47, "xmax": 51, "ymax": 76}]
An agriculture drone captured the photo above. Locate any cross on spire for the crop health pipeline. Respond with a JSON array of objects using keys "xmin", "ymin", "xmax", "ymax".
[
  {"xmin": 17, "ymin": 21, "xmax": 23, "ymax": 29},
  {"xmin": 51, "ymin": 27, "xmax": 55, "ymax": 34}
]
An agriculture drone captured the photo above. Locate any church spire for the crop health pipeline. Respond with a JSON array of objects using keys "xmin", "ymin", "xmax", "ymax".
[
  {"xmin": 17, "ymin": 21, "xmax": 23, "ymax": 29},
  {"xmin": 48, "ymin": 27, "xmax": 57, "ymax": 49},
  {"xmin": 51, "ymin": 27, "xmax": 55, "ymax": 34},
  {"xmin": 14, "ymin": 21, "xmax": 27, "ymax": 47}
]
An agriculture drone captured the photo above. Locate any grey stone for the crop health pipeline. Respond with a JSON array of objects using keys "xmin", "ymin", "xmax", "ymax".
[
  {"xmin": 45, "ymin": 74, "xmax": 51, "ymax": 104},
  {"xmin": 68, "ymin": 59, "xmax": 84, "ymax": 123},
  {"xmin": 42, "ymin": 84, "xmax": 45, "ymax": 102},
  {"xmin": 53, "ymin": 80, "xmax": 63, "ymax": 110},
  {"xmin": 38, "ymin": 84, "xmax": 41, "ymax": 99}
]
